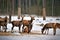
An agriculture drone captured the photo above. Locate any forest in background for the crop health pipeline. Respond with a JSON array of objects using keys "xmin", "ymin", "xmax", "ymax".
[{"xmin": 0, "ymin": 0, "xmax": 60, "ymax": 16}]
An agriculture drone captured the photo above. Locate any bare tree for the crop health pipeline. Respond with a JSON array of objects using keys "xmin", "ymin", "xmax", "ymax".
[
  {"xmin": 12, "ymin": 0, "xmax": 14, "ymax": 15},
  {"xmin": 29, "ymin": 0, "xmax": 31, "ymax": 14},
  {"xmin": 26, "ymin": 0, "xmax": 27, "ymax": 14},
  {"xmin": 22, "ymin": 0, "xmax": 24, "ymax": 14},
  {"xmin": 0, "ymin": 0, "xmax": 1, "ymax": 15},
  {"xmin": 7, "ymin": 0, "xmax": 8, "ymax": 15},
  {"xmin": 42, "ymin": 0, "xmax": 46, "ymax": 20},
  {"xmin": 37, "ymin": 0, "xmax": 39, "ymax": 16},
  {"xmin": 9, "ymin": 0, "xmax": 12, "ymax": 23},
  {"xmin": 18, "ymin": 0, "xmax": 21, "ymax": 19},
  {"xmin": 52, "ymin": 0, "xmax": 54, "ymax": 16}
]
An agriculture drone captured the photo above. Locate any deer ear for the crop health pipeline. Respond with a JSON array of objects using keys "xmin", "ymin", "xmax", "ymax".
[
  {"xmin": 30, "ymin": 16, "xmax": 33, "ymax": 17},
  {"xmin": 22, "ymin": 16, "xmax": 25, "ymax": 18},
  {"xmin": 21, "ymin": 16, "xmax": 25, "ymax": 20},
  {"xmin": 31, "ymin": 16, "xmax": 34, "ymax": 18},
  {"xmin": 30, "ymin": 16, "xmax": 35, "ymax": 20}
]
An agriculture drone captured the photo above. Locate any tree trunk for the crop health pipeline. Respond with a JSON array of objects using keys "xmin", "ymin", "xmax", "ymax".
[
  {"xmin": 9, "ymin": 0, "xmax": 11, "ymax": 23},
  {"xmin": 7, "ymin": 0, "xmax": 8, "ymax": 15},
  {"xmin": 37, "ymin": 0, "xmax": 39, "ymax": 16},
  {"xmin": 18, "ymin": 0, "xmax": 21, "ymax": 19},
  {"xmin": 43, "ymin": 0, "xmax": 46, "ymax": 20},
  {"xmin": 12, "ymin": 0, "xmax": 14, "ymax": 15},
  {"xmin": 29, "ymin": 0, "xmax": 31, "ymax": 14},
  {"xmin": 25, "ymin": 0, "xmax": 27, "ymax": 14}
]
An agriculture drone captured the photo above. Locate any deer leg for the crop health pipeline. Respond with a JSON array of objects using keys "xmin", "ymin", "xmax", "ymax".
[
  {"xmin": 29, "ymin": 25, "xmax": 32, "ymax": 33},
  {"xmin": 28, "ymin": 25, "xmax": 32, "ymax": 33},
  {"xmin": 53, "ymin": 28, "xmax": 56, "ymax": 35},
  {"xmin": 41, "ymin": 27, "xmax": 45, "ymax": 34},
  {"xmin": 19, "ymin": 25, "xmax": 21, "ymax": 33},
  {"xmin": 0, "ymin": 26, "xmax": 1, "ymax": 32},
  {"xmin": 11, "ymin": 25, "xmax": 14, "ymax": 33},
  {"xmin": 27, "ymin": 25, "xmax": 29, "ymax": 33},
  {"xmin": 22, "ymin": 25, "xmax": 24, "ymax": 32},
  {"xmin": 41, "ymin": 30, "xmax": 43, "ymax": 34},
  {"xmin": 4, "ymin": 25, "xmax": 7, "ymax": 32},
  {"xmin": 4, "ymin": 26, "xmax": 7, "ymax": 32},
  {"xmin": 46, "ymin": 28, "xmax": 49, "ymax": 35}
]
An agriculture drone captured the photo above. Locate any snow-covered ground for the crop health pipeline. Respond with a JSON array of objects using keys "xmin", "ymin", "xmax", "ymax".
[
  {"xmin": 0, "ymin": 16, "xmax": 60, "ymax": 34},
  {"xmin": 0, "ymin": 16, "xmax": 60, "ymax": 40},
  {"xmin": 0, "ymin": 35, "xmax": 60, "ymax": 40}
]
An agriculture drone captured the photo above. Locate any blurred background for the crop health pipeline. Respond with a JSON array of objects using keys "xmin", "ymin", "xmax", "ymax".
[{"xmin": 0, "ymin": 0, "xmax": 60, "ymax": 16}]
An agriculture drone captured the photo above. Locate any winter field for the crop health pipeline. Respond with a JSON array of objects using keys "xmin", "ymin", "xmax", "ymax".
[{"xmin": 0, "ymin": 15, "xmax": 60, "ymax": 40}]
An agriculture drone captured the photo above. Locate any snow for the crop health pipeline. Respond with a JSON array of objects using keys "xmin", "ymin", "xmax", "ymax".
[
  {"xmin": 0, "ymin": 16, "xmax": 60, "ymax": 40},
  {"xmin": 0, "ymin": 16, "xmax": 60, "ymax": 34},
  {"xmin": 11, "ymin": 16, "xmax": 22, "ymax": 21},
  {"xmin": 23, "ymin": 17, "xmax": 31, "ymax": 20},
  {"xmin": 0, "ymin": 34, "xmax": 60, "ymax": 40}
]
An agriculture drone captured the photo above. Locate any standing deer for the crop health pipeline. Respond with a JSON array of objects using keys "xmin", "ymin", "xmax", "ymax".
[
  {"xmin": 11, "ymin": 16, "xmax": 24, "ymax": 33},
  {"xmin": 22, "ymin": 16, "xmax": 35, "ymax": 33},
  {"xmin": 0, "ymin": 16, "xmax": 8, "ymax": 32}
]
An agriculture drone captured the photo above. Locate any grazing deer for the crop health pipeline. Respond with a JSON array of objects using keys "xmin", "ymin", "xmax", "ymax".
[{"xmin": 41, "ymin": 23, "xmax": 60, "ymax": 35}]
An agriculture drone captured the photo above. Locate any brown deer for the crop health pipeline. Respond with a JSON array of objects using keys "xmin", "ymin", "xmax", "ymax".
[
  {"xmin": 41, "ymin": 23, "xmax": 60, "ymax": 35},
  {"xmin": 0, "ymin": 16, "xmax": 8, "ymax": 32},
  {"xmin": 22, "ymin": 16, "xmax": 35, "ymax": 33},
  {"xmin": 11, "ymin": 20, "xmax": 22, "ymax": 33}
]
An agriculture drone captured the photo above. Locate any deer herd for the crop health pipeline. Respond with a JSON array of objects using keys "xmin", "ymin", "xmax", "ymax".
[{"xmin": 0, "ymin": 16, "xmax": 60, "ymax": 35}]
